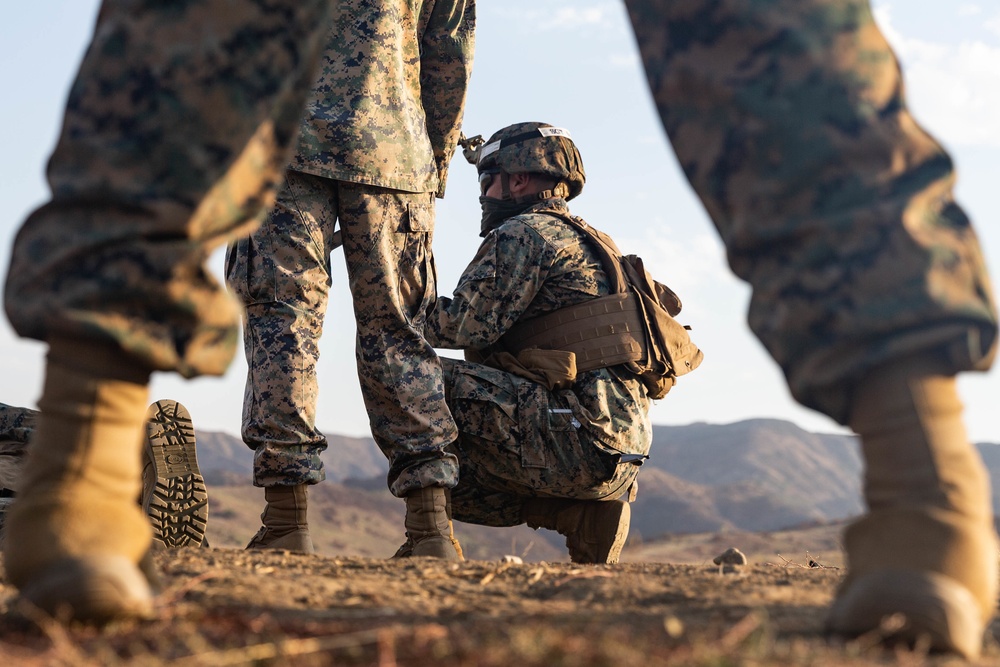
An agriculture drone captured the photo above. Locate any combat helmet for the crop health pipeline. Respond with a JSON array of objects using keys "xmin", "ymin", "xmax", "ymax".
[{"xmin": 472, "ymin": 122, "xmax": 586, "ymax": 200}]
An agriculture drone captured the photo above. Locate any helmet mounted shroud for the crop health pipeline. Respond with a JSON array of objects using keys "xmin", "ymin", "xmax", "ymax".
[{"xmin": 468, "ymin": 122, "xmax": 586, "ymax": 202}]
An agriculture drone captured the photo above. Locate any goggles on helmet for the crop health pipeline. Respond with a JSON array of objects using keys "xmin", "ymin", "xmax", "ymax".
[{"xmin": 478, "ymin": 169, "xmax": 500, "ymax": 196}]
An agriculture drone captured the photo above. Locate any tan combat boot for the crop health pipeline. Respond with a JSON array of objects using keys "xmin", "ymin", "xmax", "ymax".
[
  {"xmin": 393, "ymin": 487, "xmax": 464, "ymax": 559},
  {"xmin": 401, "ymin": 486, "xmax": 462, "ymax": 559},
  {"xmin": 245, "ymin": 484, "xmax": 315, "ymax": 553},
  {"xmin": 2, "ymin": 338, "xmax": 155, "ymax": 622},
  {"xmin": 523, "ymin": 497, "xmax": 631, "ymax": 564},
  {"xmin": 825, "ymin": 356, "xmax": 998, "ymax": 659},
  {"xmin": 141, "ymin": 400, "xmax": 209, "ymax": 548}
]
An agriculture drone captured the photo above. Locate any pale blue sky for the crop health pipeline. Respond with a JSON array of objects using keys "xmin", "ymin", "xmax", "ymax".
[{"xmin": 1, "ymin": 1, "xmax": 998, "ymax": 443}]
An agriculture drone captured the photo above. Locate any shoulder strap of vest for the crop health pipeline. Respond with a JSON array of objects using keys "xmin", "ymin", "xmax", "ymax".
[
  {"xmin": 536, "ymin": 208, "xmax": 628, "ymax": 294},
  {"xmin": 502, "ymin": 206, "xmax": 701, "ymax": 394}
]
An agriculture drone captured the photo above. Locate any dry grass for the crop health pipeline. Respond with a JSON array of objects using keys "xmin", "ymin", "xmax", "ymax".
[{"xmin": 2, "ymin": 547, "xmax": 998, "ymax": 666}]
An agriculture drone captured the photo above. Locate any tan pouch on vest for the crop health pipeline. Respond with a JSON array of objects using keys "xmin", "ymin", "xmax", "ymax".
[{"xmin": 481, "ymin": 349, "xmax": 578, "ymax": 391}]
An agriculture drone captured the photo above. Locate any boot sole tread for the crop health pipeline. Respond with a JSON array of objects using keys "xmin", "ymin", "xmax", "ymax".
[{"xmin": 143, "ymin": 400, "xmax": 208, "ymax": 548}]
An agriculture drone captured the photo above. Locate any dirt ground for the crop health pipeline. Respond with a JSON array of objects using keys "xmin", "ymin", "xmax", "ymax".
[{"xmin": 2, "ymin": 547, "xmax": 998, "ymax": 666}]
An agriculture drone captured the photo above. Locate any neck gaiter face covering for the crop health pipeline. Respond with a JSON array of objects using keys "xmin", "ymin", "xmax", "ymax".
[{"xmin": 479, "ymin": 196, "xmax": 536, "ymax": 236}]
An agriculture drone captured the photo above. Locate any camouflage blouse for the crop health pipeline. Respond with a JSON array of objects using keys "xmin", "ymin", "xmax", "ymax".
[
  {"xmin": 291, "ymin": 0, "xmax": 476, "ymax": 197},
  {"xmin": 426, "ymin": 199, "xmax": 653, "ymax": 457}
]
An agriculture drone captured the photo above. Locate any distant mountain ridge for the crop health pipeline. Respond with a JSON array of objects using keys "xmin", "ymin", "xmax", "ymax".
[
  {"xmin": 196, "ymin": 419, "xmax": 1000, "ymax": 549},
  {"xmin": 634, "ymin": 419, "xmax": 865, "ymax": 539}
]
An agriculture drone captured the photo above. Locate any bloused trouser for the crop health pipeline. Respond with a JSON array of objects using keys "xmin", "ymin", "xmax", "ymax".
[
  {"xmin": 0, "ymin": 404, "xmax": 36, "ymax": 451},
  {"xmin": 625, "ymin": 0, "xmax": 996, "ymax": 418},
  {"xmin": 442, "ymin": 359, "xmax": 639, "ymax": 527},
  {"xmin": 0, "ymin": 403, "xmax": 36, "ymax": 492},
  {"xmin": 226, "ymin": 170, "xmax": 459, "ymax": 495},
  {"xmin": 4, "ymin": 0, "xmax": 334, "ymax": 378}
]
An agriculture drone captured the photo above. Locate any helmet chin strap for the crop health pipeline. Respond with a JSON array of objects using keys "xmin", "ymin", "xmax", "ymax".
[
  {"xmin": 500, "ymin": 171, "xmax": 513, "ymax": 200},
  {"xmin": 535, "ymin": 182, "xmax": 570, "ymax": 200},
  {"xmin": 501, "ymin": 172, "xmax": 570, "ymax": 203}
]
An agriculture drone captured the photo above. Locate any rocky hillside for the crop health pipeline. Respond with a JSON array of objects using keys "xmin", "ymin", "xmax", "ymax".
[
  {"xmin": 635, "ymin": 420, "xmax": 866, "ymax": 539},
  {"xmin": 196, "ymin": 419, "xmax": 1000, "ymax": 557}
]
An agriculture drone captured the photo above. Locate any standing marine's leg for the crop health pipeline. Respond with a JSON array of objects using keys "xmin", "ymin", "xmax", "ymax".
[
  {"xmin": 227, "ymin": 169, "xmax": 339, "ymax": 554},
  {"xmin": 339, "ymin": 183, "xmax": 461, "ymax": 558},
  {"xmin": 2, "ymin": 0, "xmax": 332, "ymax": 622},
  {"xmin": 626, "ymin": 0, "xmax": 997, "ymax": 657}
]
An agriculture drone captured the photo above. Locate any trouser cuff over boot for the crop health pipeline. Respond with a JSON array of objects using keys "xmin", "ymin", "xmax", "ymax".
[{"xmin": 402, "ymin": 486, "xmax": 461, "ymax": 560}]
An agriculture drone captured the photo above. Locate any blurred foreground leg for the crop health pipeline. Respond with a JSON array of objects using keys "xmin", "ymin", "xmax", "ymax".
[
  {"xmin": 2, "ymin": 0, "xmax": 332, "ymax": 622},
  {"xmin": 2, "ymin": 338, "xmax": 154, "ymax": 622},
  {"xmin": 626, "ymin": 0, "xmax": 998, "ymax": 656},
  {"xmin": 826, "ymin": 356, "xmax": 998, "ymax": 659}
]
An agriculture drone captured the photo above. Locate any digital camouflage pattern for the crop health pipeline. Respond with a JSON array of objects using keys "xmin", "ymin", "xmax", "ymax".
[
  {"xmin": 4, "ymin": 0, "xmax": 333, "ymax": 378},
  {"xmin": 0, "ymin": 403, "xmax": 35, "ymax": 492},
  {"xmin": 624, "ymin": 0, "xmax": 997, "ymax": 422},
  {"xmin": 426, "ymin": 199, "xmax": 651, "ymax": 526},
  {"xmin": 227, "ymin": 172, "xmax": 459, "ymax": 493},
  {"xmin": 444, "ymin": 359, "xmax": 642, "ymax": 527},
  {"xmin": 7, "ymin": 0, "xmax": 989, "ymax": 504},
  {"xmin": 475, "ymin": 122, "xmax": 585, "ymax": 201},
  {"xmin": 0, "ymin": 404, "xmax": 35, "ymax": 450},
  {"xmin": 292, "ymin": 0, "xmax": 476, "ymax": 197},
  {"xmin": 228, "ymin": 0, "xmax": 474, "ymax": 496}
]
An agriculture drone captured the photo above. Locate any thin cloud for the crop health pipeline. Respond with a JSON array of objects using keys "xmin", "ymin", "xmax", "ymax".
[
  {"xmin": 550, "ymin": 7, "xmax": 607, "ymax": 27},
  {"xmin": 874, "ymin": 5, "xmax": 1000, "ymax": 148},
  {"xmin": 958, "ymin": 3, "xmax": 982, "ymax": 17},
  {"xmin": 492, "ymin": 1, "xmax": 622, "ymax": 35},
  {"xmin": 986, "ymin": 13, "xmax": 1000, "ymax": 38},
  {"xmin": 614, "ymin": 227, "xmax": 741, "ymax": 296},
  {"xmin": 609, "ymin": 51, "xmax": 641, "ymax": 69}
]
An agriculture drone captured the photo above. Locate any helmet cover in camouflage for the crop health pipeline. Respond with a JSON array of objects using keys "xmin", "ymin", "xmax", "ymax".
[{"xmin": 477, "ymin": 122, "xmax": 586, "ymax": 200}]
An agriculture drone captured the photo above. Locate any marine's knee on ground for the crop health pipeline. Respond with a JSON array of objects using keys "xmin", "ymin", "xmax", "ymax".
[{"xmin": 523, "ymin": 497, "xmax": 631, "ymax": 565}]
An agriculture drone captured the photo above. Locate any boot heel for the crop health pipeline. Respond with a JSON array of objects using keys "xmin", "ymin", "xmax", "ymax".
[{"xmin": 826, "ymin": 569, "xmax": 984, "ymax": 659}]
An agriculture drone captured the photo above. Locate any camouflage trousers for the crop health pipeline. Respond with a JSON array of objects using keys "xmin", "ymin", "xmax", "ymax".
[
  {"xmin": 0, "ymin": 404, "xmax": 36, "ymax": 448},
  {"xmin": 0, "ymin": 403, "xmax": 36, "ymax": 492},
  {"xmin": 4, "ymin": 0, "xmax": 333, "ymax": 377},
  {"xmin": 226, "ymin": 170, "xmax": 459, "ymax": 494},
  {"xmin": 442, "ymin": 359, "xmax": 639, "ymax": 527},
  {"xmin": 625, "ymin": 0, "xmax": 997, "ymax": 422}
]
